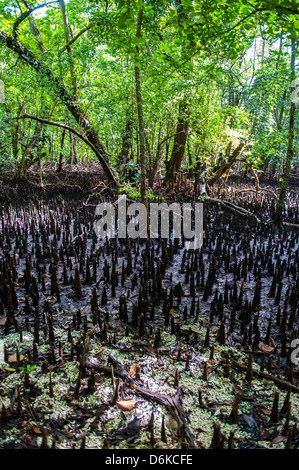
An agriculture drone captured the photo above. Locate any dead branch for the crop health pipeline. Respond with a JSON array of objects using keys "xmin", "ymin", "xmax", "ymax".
[
  {"xmin": 82, "ymin": 181, "xmax": 118, "ymax": 208},
  {"xmin": 226, "ymin": 359, "xmax": 299, "ymax": 393},
  {"xmin": 282, "ymin": 221, "xmax": 299, "ymax": 231},
  {"xmin": 237, "ymin": 158, "xmax": 279, "ymax": 200},
  {"xmin": 207, "ymin": 141, "xmax": 245, "ymax": 185},
  {"xmin": 204, "ymin": 196, "xmax": 262, "ymax": 224},
  {"xmin": 86, "ymin": 354, "xmax": 197, "ymax": 449}
]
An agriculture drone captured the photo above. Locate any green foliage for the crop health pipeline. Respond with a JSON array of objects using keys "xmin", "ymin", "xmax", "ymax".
[
  {"xmin": 119, "ymin": 160, "xmax": 141, "ymax": 183},
  {"xmin": 0, "ymin": 0, "xmax": 298, "ymax": 180},
  {"xmin": 19, "ymin": 364, "xmax": 37, "ymax": 375},
  {"xmin": 119, "ymin": 182, "xmax": 161, "ymax": 201},
  {"xmin": 146, "ymin": 188, "xmax": 161, "ymax": 201},
  {"xmin": 119, "ymin": 182, "xmax": 141, "ymax": 199}
]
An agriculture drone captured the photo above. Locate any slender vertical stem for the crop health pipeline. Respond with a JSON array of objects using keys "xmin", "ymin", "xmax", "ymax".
[
  {"xmin": 134, "ymin": 7, "xmax": 147, "ymax": 207},
  {"xmin": 59, "ymin": 0, "xmax": 78, "ymax": 97},
  {"xmin": 276, "ymin": 36, "xmax": 296, "ymax": 223}
]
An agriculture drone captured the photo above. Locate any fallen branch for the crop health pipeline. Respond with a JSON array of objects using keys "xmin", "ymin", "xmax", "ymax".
[
  {"xmin": 236, "ymin": 186, "xmax": 279, "ymax": 200},
  {"xmin": 204, "ymin": 196, "xmax": 299, "ymax": 231},
  {"xmin": 204, "ymin": 196, "xmax": 262, "ymax": 224},
  {"xmin": 86, "ymin": 354, "xmax": 197, "ymax": 449},
  {"xmin": 234, "ymin": 159, "xmax": 279, "ymax": 200},
  {"xmin": 282, "ymin": 221, "xmax": 299, "ymax": 231},
  {"xmin": 82, "ymin": 181, "xmax": 119, "ymax": 207},
  {"xmin": 227, "ymin": 359, "xmax": 299, "ymax": 393}
]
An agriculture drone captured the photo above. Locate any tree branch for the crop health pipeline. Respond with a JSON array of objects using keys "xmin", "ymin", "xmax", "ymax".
[
  {"xmin": 204, "ymin": 196, "xmax": 262, "ymax": 224},
  {"xmin": 0, "ymin": 30, "xmax": 116, "ymax": 184},
  {"xmin": 207, "ymin": 141, "xmax": 245, "ymax": 185},
  {"xmin": 157, "ymin": 130, "xmax": 187, "ymax": 150},
  {"xmin": 11, "ymin": 113, "xmax": 118, "ymax": 186},
  {"xmin": 226, "ymin": 358, "xmax": 299, "ymax": 393},
  {"xmin": 12, "ymin": 1, "xmax": 59, "ymax": 39},
  {"xmin": 59, "ymin": 23, "xmax": 95, "ymax": 53}
]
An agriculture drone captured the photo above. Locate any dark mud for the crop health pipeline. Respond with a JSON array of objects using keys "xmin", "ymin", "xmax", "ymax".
[{"xmin": 0, "ymin": 176, "xmax": 298, "ymax": 450}]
